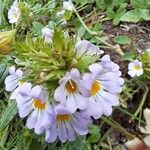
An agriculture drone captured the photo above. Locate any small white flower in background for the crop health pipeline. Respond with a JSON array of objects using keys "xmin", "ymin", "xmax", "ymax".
[
  {"xmin": 63, "ymin": 1, "xmax": 74, "ymax": 11},
  {"xmin": 56, "ymin": 10, "xmax": 65, "ymax": 17},
  {"xmin": 8, "ymin": 0, "xmax": 21, "ymax": 24},
  {"xmin": 146, "ymin": 48, "xmax": 150, "ymax": 53},
  {"xmin": 128, "ymin": 60, "xmax": 143, "ymax": 77},
  {"xmin": 125, "ymin": 108, "xmax": 150, "ymax": 149},
  {"xmin": 42, "ymin": 27, "xmax": 54, "ymax": 43}
]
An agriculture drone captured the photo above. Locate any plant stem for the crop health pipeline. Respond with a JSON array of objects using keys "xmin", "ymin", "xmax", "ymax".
[
  {"xmin": 69, "ymin": 0, "xmax": 124, "ymax": 56},
  {"xmin": 131, "ymin": 85, "xmax": 149, "ymax": 121},
  {"xmin": 101, "ymin": 116, "xmax": 135, "ymax": 140},
  {"xmin": 117, "ymin": 107, "xmax": 145, "ymax": 124}
]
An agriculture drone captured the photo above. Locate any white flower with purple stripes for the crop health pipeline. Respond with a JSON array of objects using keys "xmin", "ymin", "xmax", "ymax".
[
  {"xmin": 54, "ymin": 68, "xmax": 88, "ymax": 113},
  {"xmin": 16, "ymin": 83, "xmax": 54, "ymax": 134},
  {"xmin": 80, "ymin": 55, "xmax": 124, "ymax": 119},
  {"xmin": 45, "ymin": 105, "xmax": 92, "ymax": 143},
  {"xmin": 5, "ymin": 66, "xmax": 23, "ymax": 99}
]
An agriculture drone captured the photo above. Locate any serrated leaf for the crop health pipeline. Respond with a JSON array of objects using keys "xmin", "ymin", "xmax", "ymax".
[
  {"xmin": 0, "ymin": 101, "xmax": 17, "ymax": 132},
  {"xmin": 75, "ymin": 55, "xmax": 100, "ymax": 70},
  {"xmin": 114, "ymin": 36, "xmax": 131, "ymax": 45}
]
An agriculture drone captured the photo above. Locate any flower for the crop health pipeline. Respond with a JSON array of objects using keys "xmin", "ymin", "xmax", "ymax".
[
  {"xmin": 125, "ymin": 108, "xmax": 150, "ymax": 149},
  {"xmin": 42, "ymin": 27, "xmax": 54, "ymax": 43},
  {"xmin": 75, "ymin": 40, "xmax": 104, "ymax": 57},
  {"xmin": 63, "ymin": 1, "xmax": 74, "ymax": 11},
  {"xmin": 80, "ymin": 55, "xmax": 124, "ymax": 119},
  {"xmin": 54, "ymin": 68, "xmax": 88, "ymax": 113},
  {"xmin": 45, "ymin": 105, "xmax": 92, "ymax": 143},
  {"xmin": 128, "ymin": 60, "xmax": 143, "ymax": 77},
  {"xmin": 8, "ymin": 0, "xmax": 21, "ymax": 24},
  {"xmin": 5, "ymin": 66, "xmax": 23, "ymax": 99},
  {"xmin": 16, "ymin": 83, "xmax": 54, "ymax": 134},
  {"xmin": 139, "ymin": 108, "xmax": 150, "ymax": 134},
  {"xmin": 125, "ymin": 138, "xmax": 145, "ymax": 150}
]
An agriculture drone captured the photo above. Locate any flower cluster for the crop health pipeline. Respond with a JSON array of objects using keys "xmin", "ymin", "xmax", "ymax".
[{"xmin": 5, "ymin": 50, "xmax": 123, "ymax": 143}]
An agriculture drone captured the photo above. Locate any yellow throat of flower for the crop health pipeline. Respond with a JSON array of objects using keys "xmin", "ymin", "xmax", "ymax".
[
  {"xmin": 134, "ymin": 65, "xmax": 141, "ymax": 71},
  {"xmin": 65, "ymin": 80, "xmax": 77, "ymax": 94},
  {"xmin": 33, "ymin": 99, "xmax": 46, "ymax": 110},
  {"xmin": 56, "ymin": 114, "xmax": 72, "ymax": 122},
  {"xmin": 91, "ymin": 80, "xmax": 101, "ymax": 96}
]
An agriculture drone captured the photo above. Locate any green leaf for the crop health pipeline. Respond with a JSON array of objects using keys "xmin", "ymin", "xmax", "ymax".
[
  {"xmin": 88, "ymin": 125, "xmax": 101, "ymax": 143},
  {"xmin": 32, "ymin": 22, "xmax": 44, "ymax": 35},
  {"xmin": 120, "ymin": 9, "xmax": 150, "ymax": 23},
  {"xmin": 63, "ymin": 11, "xmax": 73, "ymax": 20},
  {"xmin": 120, "ymin": 9, "xmax": 141, "ymax": 23},
  {"xmin": 122, "ymin": 51, "xmax": 136, "ymax": 61},
  {"xmin": 67, "ymin": 136, "xmax": 91, "ymax": 150},
  {"xmin": 130, "ymin": 0, "xmax": 150, "ymax": 9},
  {"xmin": 75, "ymin": 55, "xmax": 100, "ymax": 70},
  {"xmin": 140, "ymin": 9, "xmax": 150, "ymax": 20},
  {"xmin": 0, "ymin": 100, "xmax": 17, "ymax": 133},
  {"xmin": 0, "ymin": 64, "xmax": 9, "ymax": 84},
  {"xmin": 114, "ymin": 35, "xmax": 131, "ymax": 45},
  {"xmin": 89, "ymin": 125, "xmax": 100, "ymax": 134},
  {"xmin": 88, "ymin": 134, "xmax": 101, "ymax": 143}
]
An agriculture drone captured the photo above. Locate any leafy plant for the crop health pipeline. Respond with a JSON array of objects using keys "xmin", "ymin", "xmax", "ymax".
[{"xmin": 96, "ymin": 0, "xmax": 127, "ymax": 25}]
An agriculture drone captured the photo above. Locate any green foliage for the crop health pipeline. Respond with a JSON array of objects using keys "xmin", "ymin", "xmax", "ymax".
[
  {"xmin": 96, "ymin": 0, "xmax": 127, "ymax": 25},
  {"xmin": 130, "ymin": 0, "xmax": 150, "ymax": 9},
  {"xmin": 120, "ymin": 9, "xmax": 150, "ymax": 23},
  {"xmin": 13, "ymin": 29, "xmax": 82, "ymax": 95},
  {"xmin": 140, "ymin": 51, "xmax": 150, "ymax": 80},
  {"xmin": 32, "ymin": 21, "xmax": 44, "ymax": 35},
  {"xmin": 114, "ymin": 35, "xmax": 131, "ymax": 45},
  {"xmin": 0, "ymin": 64, "xmax": 9, "ymax": 85},
  {"xmin": 16, "ymin": 129, "xmax": 33, "ymax": 150},
  {"xmin": 75, "ymin": 54, "xmax": 100, "ymax": 71},
  {"xmin": 122, "ymin": 51, "xmax": 135, "ymax": 61},
  {"xmin": 88, "ymin": 125, "xmax": 101, "ymax": 143},
  {"xmin": 63, "ymin": 136, "xmax": 91, "ymax": 150},
  {"xmin": 96, "ymin": 0, "xmax": 150, "ymax": 24},
  {"xmin": 0, "ymin": 100, "xmax": 17, "ymax": 133}
]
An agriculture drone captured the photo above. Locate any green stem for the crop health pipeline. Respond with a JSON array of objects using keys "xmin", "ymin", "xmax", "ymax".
[
  {"xmin": 131, "ymin": 85, "xmax": 149, "ymax": 121},
  {"xmin": 117, "ymin": 107, "xmax": 145, "ymax": 124},
  {"xmin": 69, "ymin": 0, "xmax": 124, "ymax": 56},
  {"xmin": 101, "ymin": 116, "xmax": 135, "ymax": 140}
]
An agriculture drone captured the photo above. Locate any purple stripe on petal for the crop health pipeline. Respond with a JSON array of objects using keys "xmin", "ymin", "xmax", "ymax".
[{"xmin": 58, "ymin": 122, "xmax": 67, "ymax": 143}]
